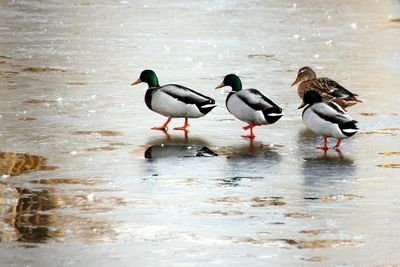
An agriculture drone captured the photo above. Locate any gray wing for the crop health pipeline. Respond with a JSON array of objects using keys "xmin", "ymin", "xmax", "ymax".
[
  {"xmin": 160, "ymin": 84, "xmax": 215, "ymax": 105},
  {"xmin": 236, "ymin": 89, "xmax": 278, "ymax": 110},
  {"xmin": 312, "ymin": 102, "xmax": 353, "ymax": 124}
]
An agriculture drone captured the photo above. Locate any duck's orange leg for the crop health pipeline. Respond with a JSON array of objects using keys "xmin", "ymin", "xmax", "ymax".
[
  {"xmin": 316, "ymin": 136, "xmax": 330, "ymax": 150},
  {"xmin": 174, "ymin": 118, "xmax": 189, "ymax": 130},
  {"xmin": 152, "ymin": 118, "xmax": 172, "ymax": 130},
  {"xmin": 333, "ymin": 138, "xmax": 342, "ymax": 149},
  {"xmin": 242, "ymin": 123, "xmax": 257, "ymax": 138}
]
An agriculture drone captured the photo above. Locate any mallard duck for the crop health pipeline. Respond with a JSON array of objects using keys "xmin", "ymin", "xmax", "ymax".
[
  {"xmin": 131, "ymin": 70, "xmax": 216, "ymax": 130},
  {"xmin": 216, "ymin": 74, "xmax": 283, "ymax": 138},
  {"xmin": 292, "ymin": 66, "xmax": 362, "ymax": 110},
  {"xmin": 299, "ymin": 90, "xmax": 359, "ymax": 150}
]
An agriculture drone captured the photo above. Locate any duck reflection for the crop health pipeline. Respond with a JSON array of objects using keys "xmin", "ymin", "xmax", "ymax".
[
  {"xmin": 0, "ymin": 151, "xmax": 117, "ymax": 243},
  {"xmin": 153, "ymin": 129, "xmax": 188, "ymax": 141},
  {"xmin": 301, "ymin": 149, "xmax": 355, "ymax": 189},
  {"xmin": 12, "ymin": 188, "xmax": 62, "ymax": 242},
  {"xmin": 144, "ymin": 135, "xmax": 218, "ymax": 159},
  {"xmin": 297, "ymin": 127, "xmax": 319, "ymax": 149},
  {"xmin": 0, "ymin": 180, "xmax": 118, "ymax": 244},
  {"xmin": 145, "ymin": 145, "xmax": 217, "ymax": 159},
  {"xmin": 297, "ymin": 127, "xmax": 356, "ymax": 186},
  {"xmin": 297, "ymin": 128, "xmax": 352, "ymax": 159},
  {"xmin": 220, "ymin": 141, "xmax": 280, "ymax": 186},
  {"xmin": 0, "ymin": 151, "xmax": 57, "ymax": 176},
  {"xmin": 0, "ymin": 185, "xmax": 62, "ymax": 242}
]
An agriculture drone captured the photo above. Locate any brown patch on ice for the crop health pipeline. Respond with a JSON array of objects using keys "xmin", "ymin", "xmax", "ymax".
[
  {"xmin": 319, "ymin": 194, "xmax": 363, "ymax": 202},
  {"xmin": 85, "ymin": 146, "xmax": 117, "ymax": 152},
  {"xmin": 226, "ymin": 236, "xmax": 362, "ymax": 249},
  {"xmin": 301, "ymin": 256, "xmax": 329, "ymax": 262},
  {"xmin": 23, "ymin": 67, "xmax": 67, "ymax": 73},
  {"xmin": 210, "ymin": 196, "xmax": 285, "ymax": 206},
  {"xmin": 248, "ymin": 54, "xmax": 275, "ymax": 59},
  {"xmin": 284, "ymin": 212, "xmax": 311, "ymax": 218},
  {"xmin": 217, "ymin": 118, "xmax": 236, "ymax": 122},
  {"xmin": 379, "ymin": 152, "xmax": 400, "ymax": 156},
  {"xmin": 66, "ymin": 82, "xmax": 87, "ymax": 85},
  {"xmin": 299, "ymin": 229, "xmax": 335, "ymax": 235},
  {"xmin": 18, "ymin": 117, "xmax": 37, "ymax": 121},
  {"xmin": 250, "ymin": 197, "xmax": 286, "ymax": 207},
  {"xmin": 106, "ymin": 141, "xmax": 130, "ymax": 146},
  {"xmin": 269, "ymin": 238, "xmax": 362, "ymax": 249},
  {"xmin": 199, "ymin": 77, "xmax": 218, "ymax": 80},
  {"xmin": 0, "ymin": 71, "xmax": 18, "ymax": 78},
  {"xmin": 379, "ymin": 128, "xmax": 400, "ymax": 131},
  {"xmin": 210, "ymin": 197, "xmax": 242, "ymax": 204},
  {"xmin": 361, "ymin": 128, "xmax": 399, "ymax": 136},
  {"xmin": 71, "ymin": 130, "xmax": 122, "ymax": 137},
  {"xmin": 24, "ymin": 99, "xmax": 58, "ymax": 105},
  {"xmin": 193, "ymin": 210, "xmax": 243, "ymax": 216},
  {"xmin": 227, "ymin": 237, "xmax": 271, "ymax": 245},
  {"xmin": 30, "ymin": 178, "xmax": 104, "ymax": 186},
  {"xmin": 304, "ymin": 194, "xmax": 362, "ymax": 202},
  {"xmin": 385, "ymin": 18, "xmax": 400, "ymax": 22},
  {"xmin": 360, "ymin": 131, "xmax": 396, "ymax": 136},
  {"xmin": 273, "ymin": 144, "xmax": 285, "ymax": 148},
  {"xmin": 377, "ymin": 164, "xmax": 400, "ymax": 169},
  {"xmin": 272, "ymin": 238, "xmax": 298, "ymax": 245},
  {"xmin": 228, "ymin": 237, "xmax": 297, "ymax": 247},
  {"xmin": 297, "ymin": 239, "xmax": 363, "ymax": 249},
  {"xmin": 359, "ymin": 112, "xmax": 377, "ymax": 116}
]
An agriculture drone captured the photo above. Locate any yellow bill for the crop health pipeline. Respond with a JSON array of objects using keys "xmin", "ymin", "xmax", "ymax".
[
  {"xmin": 215, "ymin": 82, "xmax": 225, "ymax": 89},
  {"xmin": 131, "ymin": 79, "xmax": 142, "ymax": 86}
]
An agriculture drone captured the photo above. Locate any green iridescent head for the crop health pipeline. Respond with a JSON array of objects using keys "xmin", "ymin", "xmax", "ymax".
[
  {"xmin": 131, "ymin": 69, "xmax": 160, "ymax": 88},
  {"xmin": 215, "ymin": 74, "xmax": 243, "ymax": 92}
]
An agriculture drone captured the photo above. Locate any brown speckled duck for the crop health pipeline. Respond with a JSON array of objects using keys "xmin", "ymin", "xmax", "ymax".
[{"xmin": 291, "ymin": 66, "xmax": 362, "ymax": 110}]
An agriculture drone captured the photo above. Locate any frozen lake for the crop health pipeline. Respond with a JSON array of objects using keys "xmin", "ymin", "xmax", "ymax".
[{"xmin": 0, "ymin": 0, "xmax": 399, "ymax": 266}]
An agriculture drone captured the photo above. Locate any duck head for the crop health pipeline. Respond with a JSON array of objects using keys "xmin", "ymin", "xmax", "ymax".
[
  {"xmin": 131, "ymin": 69, "xmax": 160, "ymax": 88},
  {"xmin": 291, "ymin": 66, "xmax": 316, "ymax": 86},
  {"xmin": 298, "ymin": 90, "xmax": 322, "ymax": 109},
  {"xmin": 215, "ymin": 74, "xmax": 242, "ymax": 92}
]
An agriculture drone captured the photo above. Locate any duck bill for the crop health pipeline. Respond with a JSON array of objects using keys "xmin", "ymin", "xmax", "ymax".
[
  {"xmin": 291, "ymin": 76, "xmax": 301, "ymax": 87},
  {"xmin": 131, "ymin": 79, "xmax": 142, "ymax": 86},
  {"xmin": 215, "ymin": 82, "xmax": 225, "ymax": 89},
  {"xmin": 298, "ymin": 101, "xmax": 307, "ymax": 109}
]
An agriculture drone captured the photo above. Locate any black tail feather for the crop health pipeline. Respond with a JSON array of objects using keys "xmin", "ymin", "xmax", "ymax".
[
  {"xmin": 339, "ymin": 120, "xmax": 359, "ymax": 137},
  {"xmin": 263, "ymin": 106, "xmax": 283, "ymax": 124},
  {"xmin": 197, "ymin": 103, "xmax": 217, "ymax": 115}
]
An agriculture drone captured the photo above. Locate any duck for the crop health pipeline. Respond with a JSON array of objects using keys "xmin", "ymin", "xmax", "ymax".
[
  {"xmin": 292, "ymin": 66, "xmax": 362, "ymax": 110},
  {"xmin": 298, "ymin": 90, "xmax": 359, "ymax": 150},
  {"xmin": 131, "ymin": 70, "xmax": 217, "ymax": 130},
  {"xmin": 215, "ymin": 74, "xmax": 283, "ymax": 138}
]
